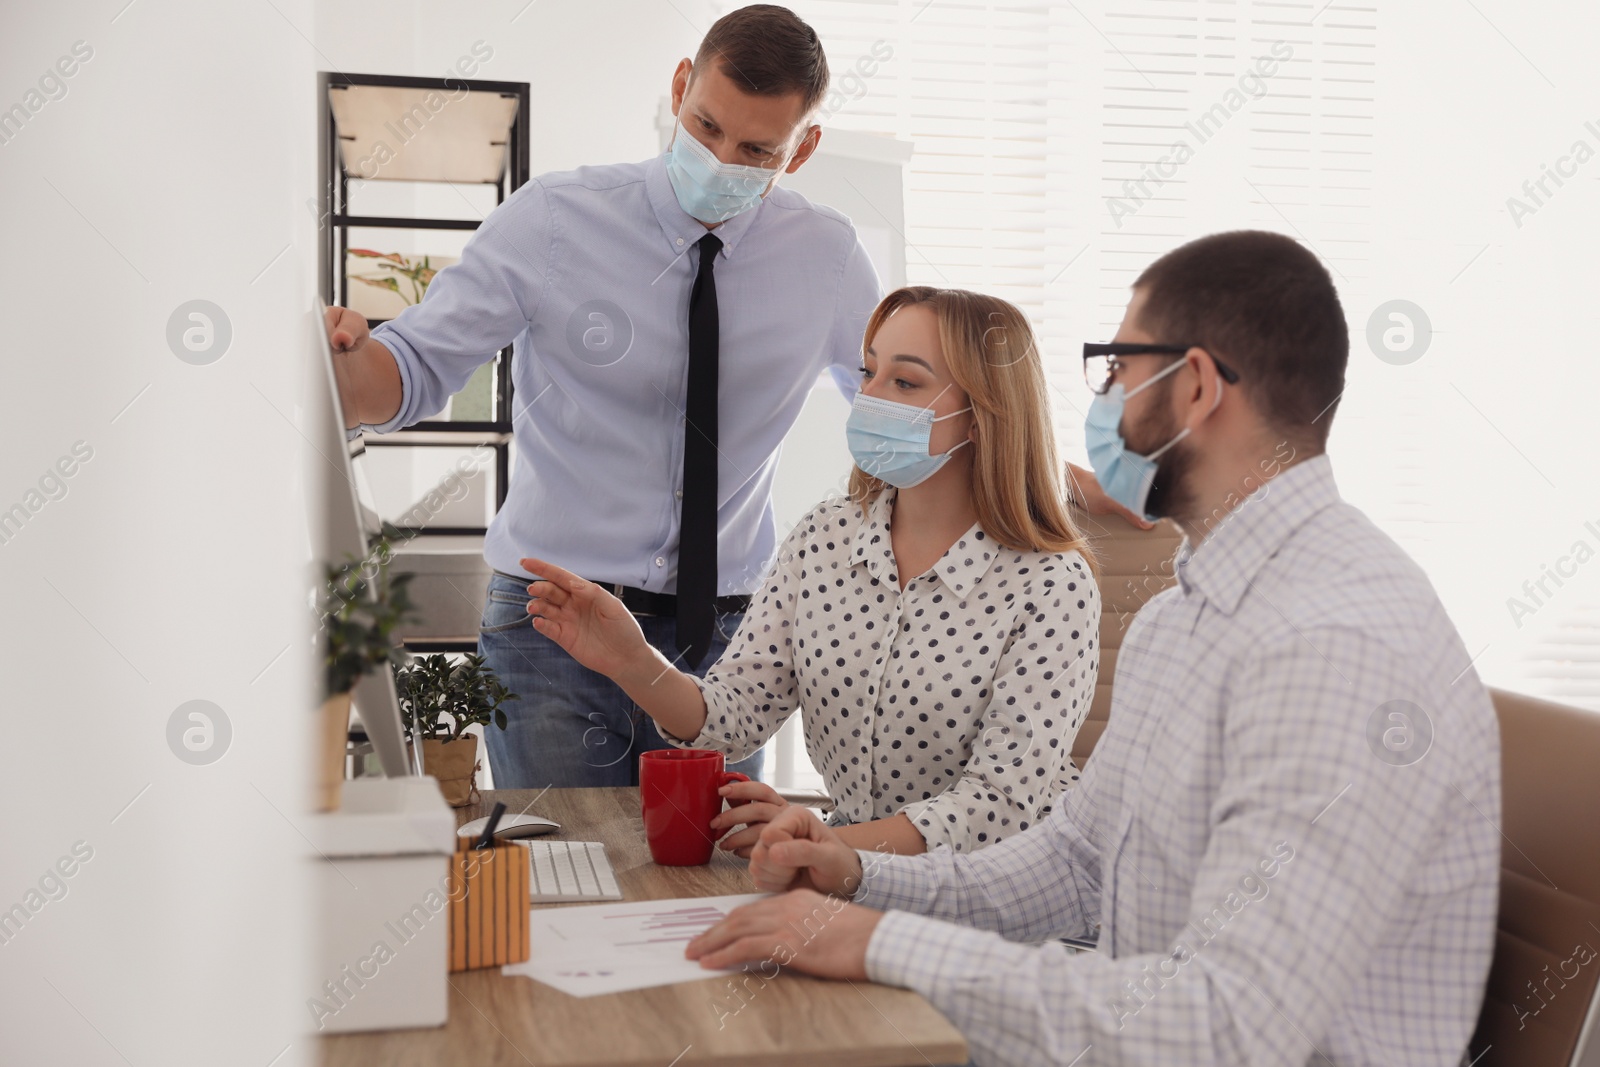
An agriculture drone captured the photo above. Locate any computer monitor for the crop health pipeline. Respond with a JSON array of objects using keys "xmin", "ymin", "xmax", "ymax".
[{"xmin": 307, "ymin": 302, "xmax": 417, "ymax": 779}]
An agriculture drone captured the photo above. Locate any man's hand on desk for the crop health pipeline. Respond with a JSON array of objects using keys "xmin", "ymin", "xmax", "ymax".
[
  {"xmin": 746, "ymin": 806, "xmax": 865, "ymax": 895},
  {"xmin": 685, "ymin": 889, "xmax": 882, "ymax": 982}
]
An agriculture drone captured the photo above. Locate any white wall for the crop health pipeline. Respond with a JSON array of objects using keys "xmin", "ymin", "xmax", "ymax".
[{"xmin": 0, "ymin": 4, "xmax": 314, "ymax": 1065}]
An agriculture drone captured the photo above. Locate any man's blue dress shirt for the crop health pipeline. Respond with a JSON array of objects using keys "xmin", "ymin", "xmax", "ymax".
[{"xmin": 368, "ymin": 152, "xmax": 882, "ymax": 594}]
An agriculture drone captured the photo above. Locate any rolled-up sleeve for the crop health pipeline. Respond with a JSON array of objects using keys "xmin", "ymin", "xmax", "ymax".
[
  {"xmin": 898, "ymin": 559, "xmax": 1099, "ymax": 852},
  {"xmin": 366, "ymin": 179, "xmax": 552, "ymax": 432}
]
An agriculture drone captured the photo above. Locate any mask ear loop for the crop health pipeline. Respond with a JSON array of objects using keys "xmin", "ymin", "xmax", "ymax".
[
  {"xmin": 1121, "ymin": 355, "xmax": 1187, "ymax": 400},
  {"xmin": 940, "ymin": 437, "xmax": 973, "ymax": 458},
  {"xmin": 917, "ymin": 382, "xmax": 973, "ymax": 424},
  {"xmin": 924, "ymin": 382, "xmax": 954, "ymax": 412},
  {"xmin": 1145, "ymin": 364, "xmax": 1225, "ymax": 461},
  {"xmin": 923, "ymin": 382, "xmax": 974, "ymax": 459}
]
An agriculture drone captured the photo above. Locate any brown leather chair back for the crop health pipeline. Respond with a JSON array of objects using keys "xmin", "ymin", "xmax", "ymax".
[
  {"xmin": 1470, "ymin": 688, "xmax": 1600, "ymax": 1066},
  {"xmin": 1069, "ymin": 508, "xmax": 1182, "ymax": 767}
]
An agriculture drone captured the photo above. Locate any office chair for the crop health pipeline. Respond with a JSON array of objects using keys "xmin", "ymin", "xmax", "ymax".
[
  {"xmin": 1069, "ymin": 506, "xmax": 1183, "ymax": 768},
  {"xmin": 1470, "ymin": 688, "xmax": 1600, "ymax": 1067}
]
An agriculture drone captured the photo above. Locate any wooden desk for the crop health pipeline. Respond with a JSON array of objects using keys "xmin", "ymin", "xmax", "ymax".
[{"xmin": 321, "ymin": 787, "xmax": 968, "ymax": 1067}]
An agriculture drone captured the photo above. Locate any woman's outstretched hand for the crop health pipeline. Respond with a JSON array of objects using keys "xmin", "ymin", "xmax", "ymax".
[{"xmin": 519, "ymin": 556, "xmax": 651, "ymax": 680}]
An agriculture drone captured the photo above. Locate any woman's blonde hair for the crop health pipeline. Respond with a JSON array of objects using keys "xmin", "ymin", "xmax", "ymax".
[{"xmin": 848, "ymin": 286, "xmax": 1091, "ymax": 558}]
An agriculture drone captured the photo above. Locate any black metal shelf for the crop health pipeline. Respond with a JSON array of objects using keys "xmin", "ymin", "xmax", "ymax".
[
  {"xmin": 359, "ymin": 425, "xmax": 512, "ymax": 447},
  {"xmin": 337, "ymin": 215, "xmax": 481, "ymax": 231},
  {"xmin": 389, "ymin": 526, "xmax": 490, "ymax": 538},
  {"xmin": 328, "ymin": 69, "xmax": 530, "ymax": 99},
  {"xmin": 319, "ymin": 70, "xmax": 530, "ymax": 519}
]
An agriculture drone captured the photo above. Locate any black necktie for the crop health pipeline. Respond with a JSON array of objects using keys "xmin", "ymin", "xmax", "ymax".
[{"xmin": 677, "ymin": 233, "xmax": 722, "ymax": 666}]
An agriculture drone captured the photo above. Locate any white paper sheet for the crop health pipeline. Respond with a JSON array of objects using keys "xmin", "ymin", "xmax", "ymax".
[{"xmin": 503, "ymin": 892, "xmax": 770, "ymax": 997}]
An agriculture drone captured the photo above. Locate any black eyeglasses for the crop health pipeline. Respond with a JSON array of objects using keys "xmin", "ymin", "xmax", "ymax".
[{"xmin": 1082, "ymin": 342, "xmax": 1241, "ymax": 396}]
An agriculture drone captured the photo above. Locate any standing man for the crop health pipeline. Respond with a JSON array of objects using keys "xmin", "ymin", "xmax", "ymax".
[
  {"xmin": 686, "ymin": 231, "xmax": 1502, "ymax": 1067},
  {"xmin": 325, "ymin": 6, "xmax": 876, "ymax": 788}
]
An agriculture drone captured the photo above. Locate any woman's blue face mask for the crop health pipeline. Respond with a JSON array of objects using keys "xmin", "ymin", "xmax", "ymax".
[{"xmin": 846, "ymin": 391, "xmax": 972, "ymax": 489}]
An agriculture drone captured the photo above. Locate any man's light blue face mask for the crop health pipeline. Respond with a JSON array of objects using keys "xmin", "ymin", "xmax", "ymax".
[
  {"xmin": 665, "ymin": 121, "xmax": 788, "ymax": 224},
  {"xmin": 1084, "ymin": 357, "xmax": 1220, "ymax": 521}
]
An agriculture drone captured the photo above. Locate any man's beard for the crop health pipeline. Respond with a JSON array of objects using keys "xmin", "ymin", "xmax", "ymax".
[{"xmin": 1122, "ymin": 379, "xmax": 1194, "ymax": 522}]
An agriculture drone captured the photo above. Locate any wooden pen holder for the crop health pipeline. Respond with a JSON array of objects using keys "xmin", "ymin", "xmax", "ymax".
[{"xmin": 448, "ymin": 840, "xmax": 530, "ymax": 972}]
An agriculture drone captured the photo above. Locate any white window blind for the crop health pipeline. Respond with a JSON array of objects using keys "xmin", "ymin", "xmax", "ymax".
[{"xmin": 718, "ymin": 0, "xmax": 1600, "ymax": 715}]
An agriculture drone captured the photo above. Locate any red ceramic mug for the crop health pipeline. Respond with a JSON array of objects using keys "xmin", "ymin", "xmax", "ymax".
[{"xmin": 638, "ymin": 749, "xmax": 749, "ymax": 866}]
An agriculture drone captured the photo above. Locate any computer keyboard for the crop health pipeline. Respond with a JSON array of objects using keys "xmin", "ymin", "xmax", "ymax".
[{"xmin": 520, "ymin": 839, "xmax": 623, "ymax": 903}]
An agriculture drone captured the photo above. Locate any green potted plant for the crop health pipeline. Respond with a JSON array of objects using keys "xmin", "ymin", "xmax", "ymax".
[
  {"xmin": 395, "ymin": 653, "xmax": 516, "ymax": 807},
  {"xmin": 319, "ymin": 527, "xmax": 416, "ymax": 811}
]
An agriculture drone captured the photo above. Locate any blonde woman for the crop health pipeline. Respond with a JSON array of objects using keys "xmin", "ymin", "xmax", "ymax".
[{"xmin": 522, "ymin": 287, "xmax": 1099, "ymax": 856}]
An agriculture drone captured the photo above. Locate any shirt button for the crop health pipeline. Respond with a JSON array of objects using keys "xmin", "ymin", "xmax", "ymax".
[
  {"xmin": 655, "ymin": 556, "xmax": 666, "ymax": 567},
  {"xmin": 675, "ymin": 238, "xmax": 684, "ymax": 246},
  {"xmin": 674, "ymin": 489, "xmax": 683, "ymax": 500}
]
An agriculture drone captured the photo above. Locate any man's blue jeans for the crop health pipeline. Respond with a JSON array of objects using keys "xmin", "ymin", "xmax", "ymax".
[{"xmin": 477, "ymin": 571, "xmax": 764, "ymax": 788}]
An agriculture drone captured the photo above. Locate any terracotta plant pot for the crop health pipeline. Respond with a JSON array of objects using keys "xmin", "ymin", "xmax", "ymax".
[
  {"xmin": 316, "ymin": 691, "xmax": 353, "ymax": 812},
  {"xmin": 418, "ymin": 735, "xmax": 481, "ymax": 808}
]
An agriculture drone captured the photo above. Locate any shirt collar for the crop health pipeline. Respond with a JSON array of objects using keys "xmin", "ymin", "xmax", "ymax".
[
  {"xmin": 931, "ymin": 522, "xmax": 997, "ymax": 598},
  {"xmin": 850, "ymin": 489, "xmax": 901, "ymax": 588},
  {"xmin": 1173, "ymin": 454, "xmax": 1342, "ymax": 615},
  {"xmin": 849, "ymin": 489, "xmax": 996, "ymax": 598},
  {"xmin": 644, "ymin": 151, "xmax": 765, "ymax": 262}
]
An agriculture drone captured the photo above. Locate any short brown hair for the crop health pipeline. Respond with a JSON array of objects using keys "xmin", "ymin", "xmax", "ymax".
[
  {"xmin": 849, "ymin": 287, "xmax": 1091, "ymax": 559},
  {"xmin": 1133, "ymin": 231, "xmax": 1348, "ymax": 450},
  {"xmin": 694, "ymin": 5, "xmax": 830, "ymax": 116}
]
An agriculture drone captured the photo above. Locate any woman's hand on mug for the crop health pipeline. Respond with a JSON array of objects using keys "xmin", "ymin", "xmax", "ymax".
[
  {"xmin": 519, "ymin": 556, "xmax": 651, "ymax": 680},
  {"xmin": 712, "ymin": 780, "xmax": 791, "ymax": 859},
  {"xmin": 747, "ymin": 806, "xmax": 864, "ymax": 896}
]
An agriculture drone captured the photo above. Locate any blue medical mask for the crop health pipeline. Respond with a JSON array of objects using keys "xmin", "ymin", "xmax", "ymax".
[
  {"xmin": 847, "ymin": 392, "xmax": 972, "ymax": 489},
  {"xmin": 665, "ymin": 122, "xmax": 783, "ymax": 224},
  {"xmin": 1084, "ymin": 358, "xmax": 1219, "ymax": 520}
]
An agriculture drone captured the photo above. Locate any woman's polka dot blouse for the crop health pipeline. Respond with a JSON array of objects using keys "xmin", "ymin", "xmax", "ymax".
[{"xmin": 660, "ymin": 489, "xmax": 1100, "ymax": 853}]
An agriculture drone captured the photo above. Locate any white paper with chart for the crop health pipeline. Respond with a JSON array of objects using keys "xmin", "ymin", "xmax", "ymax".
[{"xmin": 502, "ymin": 892, "xmax": 769, "ymax": 997}]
